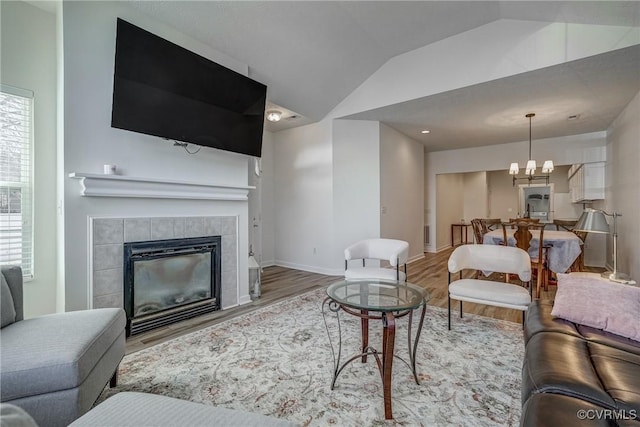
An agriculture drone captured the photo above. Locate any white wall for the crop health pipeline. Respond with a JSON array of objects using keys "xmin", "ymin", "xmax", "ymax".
[
  {"xmin": 436, "ymin": 174, "xmax": 464, "ymax": 250},
  {"xmin": 606, "ymin": 90, "xmax": 640, "ymax": 280},
  {"xmin": 379, "ymin": 123, "xmax": 424, "ymax": 260},
  {"xmin": 1, "ymin": 1, "xmax": 57, "ymax": 317},
  {"xmin": 272, "ymin": 120, "xmax": 335, "ymax": 275},
  {"xmin": 332, "ymin": 20, "xmax": 640, "ymax": 119},
  {"xmin": 56, "ymin": 0, "xmax": 66, "ymax": 313},
  {"xmin": 332, "ymin": 120, "xmax": 380, "ymax": 270},
  {"xmin": 463, "ymin": 172, "xmax": 488, "ymax": 227},
  {"xmin": 260, "ymin": 131, "xmax": 275, "ymax": 267},
  {"xmin": 271, "ymin": 119, "xmax": 424, "ymax": 275},
  {"xmin": 62, "ymin": 1, "xmax": 253, "ymax": 310},
  {"xmin": 425, "ymin": 133, "xmax": 607, "ymax": 251},
  {"xmin": 269, "ymin": 18, "xmax": 635, "ymax": 271},
  {"xmin": 486, "ymin": 165, "xmax": 574, "ymax": 221},
  {"xmin": 328, "ymin": 17, "xmax": 627, "ymax": 254}
]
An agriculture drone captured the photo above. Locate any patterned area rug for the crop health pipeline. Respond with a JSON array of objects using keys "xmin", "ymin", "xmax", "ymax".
[{"xmin": 100, "ymin": 289, "xmax": 524, "ymax": 426}]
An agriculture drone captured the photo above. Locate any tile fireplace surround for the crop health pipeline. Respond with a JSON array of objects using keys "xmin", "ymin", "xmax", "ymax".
[{"xmin": 91, "ymin": 216, "xmax": 238, "ymax": 311}]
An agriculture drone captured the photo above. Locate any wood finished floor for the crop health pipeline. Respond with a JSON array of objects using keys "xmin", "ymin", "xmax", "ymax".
[{"xmin": 126, "ymin": 246, "xmax": 602, "ymax": 354}]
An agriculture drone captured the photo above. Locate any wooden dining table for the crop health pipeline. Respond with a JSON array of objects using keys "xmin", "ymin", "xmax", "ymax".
[{"xmin": 482, "ymin": 229, "xmax": 583, "ymax": 274}]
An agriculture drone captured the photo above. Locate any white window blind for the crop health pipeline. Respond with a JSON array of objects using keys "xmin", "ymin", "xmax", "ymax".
[{"xmin": 1, "ymin": 85, "xmax": 34, "ymax": 279}]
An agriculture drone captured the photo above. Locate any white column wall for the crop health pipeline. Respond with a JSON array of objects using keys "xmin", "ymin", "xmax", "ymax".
[
  {"xmin": 332, "ymin": 120, "xmax": 381, "ymax": 271},
  {"xmin": 62, "ymin": 1, "xmax": 252, "ymax": 310},
  {"xmin": 272, "ymin": 120, "xmax": 335, "ymax": 275},
  {"xmin": 260, "ymin": 131, "xmax": 275, "ymax": 267},
  {"xmin": 606, "ymin": 90, "xmax": 640, "ymax": 280},
  {"xmin": 1, "ymin": 1, "xmax": 58, "ymax": 317},
  {"xmin": 379, "ymin": 123, "xmax": 424, "ymax": 261}
]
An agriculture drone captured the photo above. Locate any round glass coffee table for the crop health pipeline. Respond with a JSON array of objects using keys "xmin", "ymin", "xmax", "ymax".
[{"xmin": 321, "ymin": 279, "xmax": 430, "ymax": 420}]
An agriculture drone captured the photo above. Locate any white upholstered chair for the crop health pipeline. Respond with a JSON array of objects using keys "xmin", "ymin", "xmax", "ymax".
[
  {"xmin": 447, "ymin": 244, "xmax": 532, "ymax": 329},
  {"xmin": 344, "ymin": 239, "xmax": 409, "ymax": 281}
]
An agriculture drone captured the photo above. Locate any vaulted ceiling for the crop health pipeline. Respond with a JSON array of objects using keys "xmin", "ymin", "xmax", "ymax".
[{"xmin": 128, "ymin": 1, "xmax": 640, "ymax": 150}]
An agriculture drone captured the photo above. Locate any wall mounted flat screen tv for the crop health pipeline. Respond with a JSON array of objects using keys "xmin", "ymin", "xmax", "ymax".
[{"xmin": 111, "ymin": 18, "xmax": 266, "ymax": 157}]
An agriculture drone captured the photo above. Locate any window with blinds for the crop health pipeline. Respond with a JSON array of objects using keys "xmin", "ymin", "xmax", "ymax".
[{"xmin": 1, "ymin": 86, "xmax": 34, "ymax": 279}]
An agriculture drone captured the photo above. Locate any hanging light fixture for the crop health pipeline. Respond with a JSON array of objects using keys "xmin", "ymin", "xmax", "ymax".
[{"xmin": 509, "ymin": 113, "xmax": 554, "ymax": 186}]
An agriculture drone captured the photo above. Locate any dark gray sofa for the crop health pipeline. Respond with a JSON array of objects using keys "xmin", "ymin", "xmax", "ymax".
[
  {"xmin": 521, "ymin": 299, "xmax": 640, "ymax": 426},
  {"xmin": 0, "ymin": 266, "xmax": 126, "ymax": 427}
]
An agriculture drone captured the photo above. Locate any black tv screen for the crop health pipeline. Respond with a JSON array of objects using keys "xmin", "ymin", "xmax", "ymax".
[{"xmin": 111, "ymin": 18, "xmax": 266, "ymax": 157}]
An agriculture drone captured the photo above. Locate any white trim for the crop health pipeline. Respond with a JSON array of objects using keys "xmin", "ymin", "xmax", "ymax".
[
  {"xmin": 238, "ymin": 295, "xmax": 252, "ymax": 305},
  {"xmin": 87, "ymin": 217, "xmax": 94, "ymax": 309},
  {"xmin": 449, "ymin": 295, "xmax": 529, "ymax": 311},
  {"xmin": 260, "ymin": 260, "xmax": 276, "ymax": 268},
  {"xmin": 407, "ymin": 253, "xmax": 425, "ymax": 264},
  {"xmin": 0, "ymin": 84, "xmax": 33, "ymax": 99},
  {"xmin": 274, "ymin": 260, "xmax": 344, "ymax": 277},
  {"xmin": 68, "ymin": 173, "xmax": 254, "ymax": 200}
]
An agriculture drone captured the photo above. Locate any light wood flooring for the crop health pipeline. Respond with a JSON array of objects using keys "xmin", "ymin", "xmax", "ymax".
[{"xmin": 126, "ymin": 246, "xmax": 601, "ymax": 354}]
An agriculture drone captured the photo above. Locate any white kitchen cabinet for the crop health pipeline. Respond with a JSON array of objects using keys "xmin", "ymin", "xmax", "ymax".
[{"xmin": 568, "ymin": 162, "xmax": 605, "ymax": 202}]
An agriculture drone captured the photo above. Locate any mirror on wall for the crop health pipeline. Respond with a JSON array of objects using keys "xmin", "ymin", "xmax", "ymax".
[{"xmin": 518, "ymin": 183, "xmax": 554, "ymax": 222}]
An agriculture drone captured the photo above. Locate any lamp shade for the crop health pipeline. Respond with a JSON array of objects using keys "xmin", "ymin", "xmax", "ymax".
[
  {"xmin": 509, "ymin": 163, "xmax": 519, "ymax": 175},
  {"xmin": 574, "ymin": 209, "xmax": 610, "ymax": 233},
  {"xmin": 525, "ymin": 160, "xmax": 536, "ymax": 175},
  {"xmin": 542, "ymin": 160, "xmax": 554, "ymax": 173}
]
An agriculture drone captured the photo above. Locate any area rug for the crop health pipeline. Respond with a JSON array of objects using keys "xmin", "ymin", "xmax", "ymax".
[{"xmin": 100, "ymin": 289, "xmax": 524, "ymax": 426}]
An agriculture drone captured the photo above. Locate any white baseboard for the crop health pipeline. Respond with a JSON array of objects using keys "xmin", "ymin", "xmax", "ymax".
[
  {"xmin": 407, "ymin": 253, "xmax": 425, "ymax": 264},
  {"xmin": 260, "ymin": 259, "xmax": 276, "ymax": 268},
  {"xmin": 238, "ymin": 295, "xmax": 252, "ymax": 306},
  {"xmin": 273, "ymin": 260, "xmax": 344, "ymax": 276}
]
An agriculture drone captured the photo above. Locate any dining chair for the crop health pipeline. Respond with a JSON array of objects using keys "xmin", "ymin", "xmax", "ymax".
[
  {"xmin": 553, "ymin": 219, "xmax": 578, "ymax": 231},
  {"xmin": 501, "ymin": 221, "xmax": 547, "ymax": 299},
  {"xmin": 484, "ymin": 218, "xmax": 502, "ymax": 231},
  {"xmin": 569, "ymin": 230, "xmax": 588, "ymax": 272},
  {"xmin": 470, "ymin": 219, "xmax": 485, "ymax": 244},
  {"xmin": 508, "ymin": 218, "xmax": 540, "ymax": 229}
]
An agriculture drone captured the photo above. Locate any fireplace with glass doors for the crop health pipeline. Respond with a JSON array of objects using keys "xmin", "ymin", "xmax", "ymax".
[{"xmin": 123, "ymin": 236, "xmax": 221, "ymax": 336}]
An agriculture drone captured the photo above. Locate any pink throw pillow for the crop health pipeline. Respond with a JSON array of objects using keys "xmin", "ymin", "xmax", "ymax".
[{"xmin": 551, "ymin": 273, "xmax": 640, "ymax": 341}]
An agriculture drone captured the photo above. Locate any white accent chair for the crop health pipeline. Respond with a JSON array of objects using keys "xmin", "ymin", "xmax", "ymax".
[
  {"xmin": 447, "ymin": 244, "xmax": 532, "ymax": 330},
  {"xmin": 344, "ymin": 239, "xmax": 409, "ymax": 281}
]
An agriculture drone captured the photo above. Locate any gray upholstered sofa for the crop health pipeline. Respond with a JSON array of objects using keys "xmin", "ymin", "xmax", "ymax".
[
  {"xmin": 2, "ymin": 392, "xmax": 299, "ymax": 426},
  {"xmin": 0, "ymin": 266, "xmax": 126, "ymax": 427}
]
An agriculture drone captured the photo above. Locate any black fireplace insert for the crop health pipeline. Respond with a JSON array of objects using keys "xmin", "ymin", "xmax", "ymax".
[{"xmin": 123, "ymin": 236, "xmax": 221, "ymax": 336}]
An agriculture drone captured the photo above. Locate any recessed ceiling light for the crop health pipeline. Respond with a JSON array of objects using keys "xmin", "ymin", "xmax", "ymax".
[
  {"xmin": 266, "ymin": 110, "xmax": 282, "ymax": 122},
  {"xmin": 421, "ymin": 130, "xmax": 430, "ymax": 134}
]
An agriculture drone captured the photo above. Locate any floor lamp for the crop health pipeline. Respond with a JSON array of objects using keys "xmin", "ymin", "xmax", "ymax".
[{"xmin": 574, "ymin": 208, "xmax": 633, "ymax": 284}]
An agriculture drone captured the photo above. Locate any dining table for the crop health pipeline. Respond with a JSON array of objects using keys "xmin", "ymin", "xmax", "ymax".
[{"xmin": 482, "ymin": 228, "xmax": 583, "ymax": 274}]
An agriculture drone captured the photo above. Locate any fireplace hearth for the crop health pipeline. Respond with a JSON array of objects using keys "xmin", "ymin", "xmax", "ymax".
[{"xmin": 123, "ymin": 236, "xmax": 221, "ymax": 336}]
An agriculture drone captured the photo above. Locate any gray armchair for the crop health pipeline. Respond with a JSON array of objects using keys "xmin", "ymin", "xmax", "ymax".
[{"xmin": 0, "ymin": 266, "xmax": 126, "ymax": 427}]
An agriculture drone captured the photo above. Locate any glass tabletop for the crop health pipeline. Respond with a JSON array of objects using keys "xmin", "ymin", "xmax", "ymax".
[{"xmin": 326, "ymin": 279, "xmax": 429, "ymax": 312}]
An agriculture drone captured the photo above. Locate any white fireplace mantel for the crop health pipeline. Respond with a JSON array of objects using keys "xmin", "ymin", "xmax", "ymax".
[{"xmin": 69, "ymin": 173, "xmax": 254, "ymax": 201}]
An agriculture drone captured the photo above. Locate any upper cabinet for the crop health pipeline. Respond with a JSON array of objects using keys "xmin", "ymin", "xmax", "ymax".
[{"xmin": 568, "ymin": 162, "xmax": 605, "ymax": 202}]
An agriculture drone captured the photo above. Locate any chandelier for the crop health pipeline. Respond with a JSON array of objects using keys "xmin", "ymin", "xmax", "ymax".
[{"xmin": 509, "ymin": 113, "xmax": 554, "ymax": 186}]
